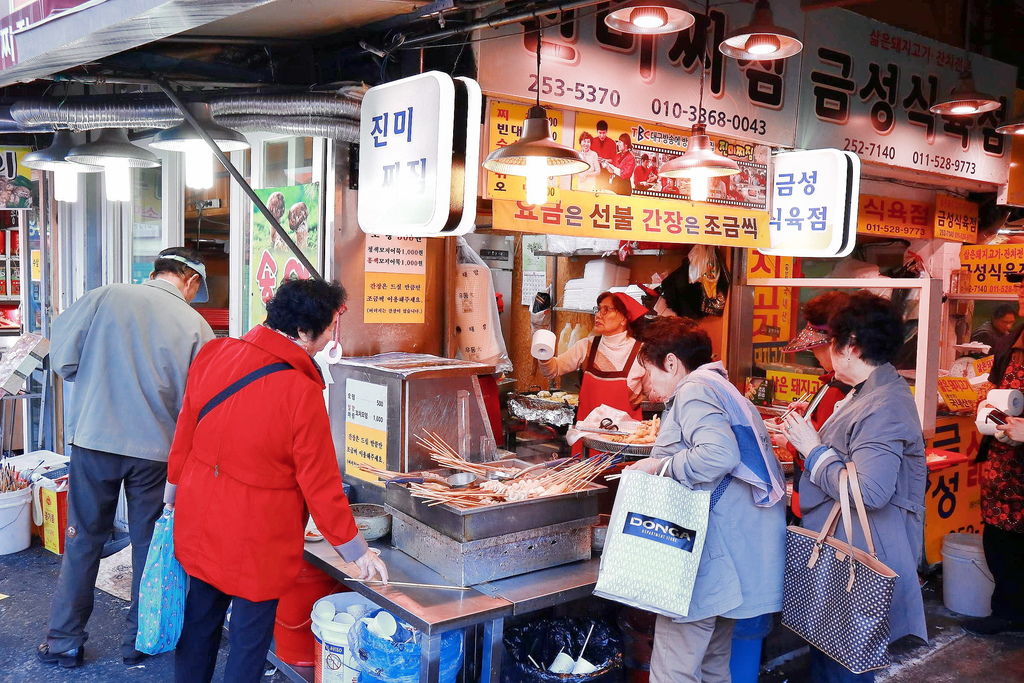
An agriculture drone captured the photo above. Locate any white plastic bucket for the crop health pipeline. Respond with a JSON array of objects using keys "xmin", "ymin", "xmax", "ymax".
[
  {"xmin": 311, "ymin": 592, "xmax": 379, "ymax": 683},
  {"xmin": 0, "ymin": 486, "xmax": 32, "ymax": 555},
  {"xmin": 942, "ymin": 532, "xmax": 994, "ymax": 617}
]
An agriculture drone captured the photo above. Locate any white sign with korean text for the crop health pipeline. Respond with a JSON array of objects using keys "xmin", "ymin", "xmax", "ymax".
[
  {"xmin": 797, "ymin": 8, "xmax": 1015, "ymax": 185},
  {"xmin": 762, "ymin": 149, "xmax": 859, "ymax": 258},
  {"xmin": 358, "ymin": 73, "xmax": 482, "ymax": 236},
  {"xmin": 476, "ymin": 3, "xmax": 803, "ymax": 147}
]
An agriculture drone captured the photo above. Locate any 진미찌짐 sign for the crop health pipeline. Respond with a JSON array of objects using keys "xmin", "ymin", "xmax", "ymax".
[
  {"xmin": 358, "ymin": 72, "xmax": 481, "ymax": 236},
  {"xmin": 797, "ymin": 8, "xmax": 1015, "ymax": 185},
  {"xmin": 477, "ymin": 4, "xmax": 803, "ymax": 147},
  {"xmin": 761, "ymin": 149, "xmax": 860, "ymax": 258}
]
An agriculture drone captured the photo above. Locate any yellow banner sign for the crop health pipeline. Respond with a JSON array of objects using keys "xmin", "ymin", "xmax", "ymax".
[
  {"xmin": 924, "ymin": 459, "xmax": 982, "ymax": 564},
  {"xmin": 958, "ymin": 244, "xmax": 1024, "ymax": 295},
  {"xmin": 973, "ymin": 355, "xmax": 994, "ymax": 377},
  {"xmin": 747, "ymin": 253, "xmax": 795, "ymax": 344},
  {"xmin": 934, "ymin": 195, "xmax": 979, "ymax": 244},
  {"xmin": 857, "ymin": 194, "xmax": 932, "ymax": 239},
  {"xmin": 344, "ymin": 422, "xmax": 387, "ymax": 485},
  {"xmin": 937, "ymin": 376, "xmax": 978, "ymax": 412},
  {"xmin": 493, "ymin": 190, "xmax": 769, "ymax": 248},
  {"xmin": 363, "ymin": 272, "xmax": 426, "ymax": 323},
  {"xmin": 766, "ymin": 369, "xmax": 823, "ymax": 404}
]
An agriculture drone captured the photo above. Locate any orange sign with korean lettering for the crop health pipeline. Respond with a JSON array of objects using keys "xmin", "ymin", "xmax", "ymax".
[
  {"xmin": 934, "ymin": 195, "xmax": 979, "ymax": 244},
  {"xmin": 958, "ymin": 243, "xmax": 1024, "ymax": 295},
  {"xmin": 492, "ymin": 191, "xmax": 769, "ymax": 248},
  {"xmin": 857, "ymin": 194, "xmax": 932, "ymax": 239},
  {"xmin": 937, "ymin": 376, "xmax": 978, "ymax": 413},
  {"xmin": 746, "ymin": 253, "xmax": 796, "ymax": 344}
]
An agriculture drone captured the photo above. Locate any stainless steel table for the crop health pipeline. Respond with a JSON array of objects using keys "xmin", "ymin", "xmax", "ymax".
[
  {"xmin": 303, "ymin": 541, "xmax": 513, "ymax": 682},
  {"xmin": 299, "ymin": 543, "xmax": 601, "ymax": 683}
]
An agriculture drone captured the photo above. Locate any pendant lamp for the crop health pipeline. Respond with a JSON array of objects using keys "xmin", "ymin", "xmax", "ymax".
[
  {"xmin": 23, "ymin": 131, "xmax": 101, "ymax": 203},
  {"xmin": 996, "ymin": 116, "xmax": 1024, "ymax": 135},
  {"xmin": 929, "ymin": 70, "xmax": 1000, "ymax": 116},
  {"xmin": 604, "ymin": 0, "xmax": 695, "ymax": 35},
  {"xmin": 659, "ymin": 0, "xmax": 739, "ymax": 201},
  {"xmin": 150, "ymin": 102, "xmax": 248, "ymax": 190},
  {"xmin": 482, "ymin": 26, "xmax": 590, "ymax": 205},
  {"xmin": 719, "ymin": 0, "xmax": 802, "ymax": 60},
  {"xmin": 66, "ymin": 128, "xmax": 160, "ymax": 202}
]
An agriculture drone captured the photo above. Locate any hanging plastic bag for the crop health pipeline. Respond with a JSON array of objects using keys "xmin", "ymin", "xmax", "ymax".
[
  {"xmin": 452, "ymin": 238, "xmax": 513, "ymax": 373},
  {"xmin": 135, "ymin": 508, "xmax": 186, "ymax": 655}
]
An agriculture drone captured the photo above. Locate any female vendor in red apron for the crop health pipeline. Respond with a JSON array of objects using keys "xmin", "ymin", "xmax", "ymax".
[{"xmin": 540, "ymin": 292, "xmax": 649, "ymax": 455}]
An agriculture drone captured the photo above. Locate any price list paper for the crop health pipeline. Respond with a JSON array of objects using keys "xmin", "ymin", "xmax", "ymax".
[
  {"xmin": 363, "ymin": 235, "xmax": 427, "ymax": 323},
  {"xmin": 344, "ymin": 379, "xmax": 389, "ymax": 485}
]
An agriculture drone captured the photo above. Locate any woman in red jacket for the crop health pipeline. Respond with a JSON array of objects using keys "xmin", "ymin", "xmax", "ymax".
[{"xmin": 166, "ymin": 278, "xmax": 387, "ymax": 683}]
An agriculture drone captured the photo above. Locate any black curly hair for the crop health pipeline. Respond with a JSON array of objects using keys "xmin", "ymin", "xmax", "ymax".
[
  {"xmin": 265, "ymin": 278, "xmax": 347, "ymax": 339},
  {"xmin": 828, "ymin": 292, "xmax": 903, "ymax": 366}
]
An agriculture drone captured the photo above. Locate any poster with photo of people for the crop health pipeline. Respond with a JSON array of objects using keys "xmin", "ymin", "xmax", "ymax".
[{"xmin": 571, "ymin": 112, "xmax": 769, "ymax": 209}]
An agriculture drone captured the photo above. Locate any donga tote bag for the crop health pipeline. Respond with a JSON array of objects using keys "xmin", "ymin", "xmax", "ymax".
[
  {"xmin": 135, "ymin": 508, "xmax": 187, "ymax": 655},
  {"xmin": 782, "ymin": 462, "xmax": 898, "ymax": 673},
  {"xmin": 594, "ymin": 460, "xmax": 719, "ymax": 619}
]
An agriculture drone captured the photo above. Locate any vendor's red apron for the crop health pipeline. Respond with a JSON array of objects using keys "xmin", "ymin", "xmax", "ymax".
[{"xmin": 572, "ymin": 336, "xmax": 643, "ymax": 457}]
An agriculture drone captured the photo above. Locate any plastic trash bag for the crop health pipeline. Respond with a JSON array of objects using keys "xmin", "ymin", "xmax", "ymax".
[
  {"xmin": 349, "ymin": 608, "xmax": 464, "ymax": 683},
  {"xmin": 502, "ymin": 617, "xmax": 623, "ymax": 682},
  {"xmin": 135, "ymin": 508, "xmax": 186, "ymax": 655},
  {"xmin": 452, "ymin": 238, "xmax": 513, "ymax": 374}
]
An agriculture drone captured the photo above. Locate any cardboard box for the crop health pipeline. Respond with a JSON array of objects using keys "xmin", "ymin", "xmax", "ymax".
[
  {"xmin": 0, "ymin": 333, "xmax": 48, "ymax": 395},
  {"xmin": 40, "ymin": 482, "xmax": 68, "ymax": 555}
]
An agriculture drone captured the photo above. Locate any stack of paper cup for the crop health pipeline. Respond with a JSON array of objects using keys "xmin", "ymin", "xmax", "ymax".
[
  {"xmin": 531, "ymin": 329, "xmax": 557, "ymax": 360},
  {"xmin": 987, "ymin": 389, "xmax": 1024, "ymax": 416}
]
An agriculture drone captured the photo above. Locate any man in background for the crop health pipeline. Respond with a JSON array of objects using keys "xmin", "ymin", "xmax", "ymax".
[
  {"xmin": 37, "ymin": 247, "xmax": 214, "ymax": 669},
  {"xmin": 972, "ymin": 303, "xmax": 1017, "ymax": 349}
]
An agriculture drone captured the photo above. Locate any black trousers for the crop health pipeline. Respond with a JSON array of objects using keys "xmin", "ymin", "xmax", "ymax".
[
  {"xmin": 175, "ymin": 575, "xmax": 278, "ymax": 683},
  {"xmin": 46, "ymin": 445, "xmax": 167, "ymax": 657},
  {"xmin": 984, "ymin": 523, "xmax": 1024, "ymax": 620}
]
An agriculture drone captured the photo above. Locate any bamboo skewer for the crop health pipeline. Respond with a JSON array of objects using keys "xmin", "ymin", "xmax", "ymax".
[{"xmin": 0, "ymin": 462, "xmax": 28, "ymax": 493}]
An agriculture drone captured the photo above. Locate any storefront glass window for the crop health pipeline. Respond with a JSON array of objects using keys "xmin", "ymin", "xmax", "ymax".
[
  {"xmin": 262, "ymin": 137, "xmax": 314, "ymax": 187},
  {"xmin": 129, "ymin": 168, "xmax": 163, "ymax": 284}
]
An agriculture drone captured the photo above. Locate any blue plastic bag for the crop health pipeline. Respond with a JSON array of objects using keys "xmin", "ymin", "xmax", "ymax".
[
  {"xmin": 350, "ymin": 609, "xmax": 463, "ymax": 683},
  {"xmin": 135, "ymin": 508, "xmax": 186, "ymax": 655}
]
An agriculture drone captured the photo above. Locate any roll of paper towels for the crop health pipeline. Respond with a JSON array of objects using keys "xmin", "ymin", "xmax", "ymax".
[
  {"xmin": 987, "ymin": 389, "xmax": 1024, "ymax": 416},
  {"xmin": 976, "ymin": 407, "xmax": 1002, "ymax": 436},
  {"xmin": 532, "ymin": 329, "xmax": 557, "ymax": 360}
]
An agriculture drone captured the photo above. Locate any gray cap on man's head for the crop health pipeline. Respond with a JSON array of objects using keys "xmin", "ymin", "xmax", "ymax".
[{"xmin": 155, "ymin": 249, "xmax": 209, "ymax": 303}]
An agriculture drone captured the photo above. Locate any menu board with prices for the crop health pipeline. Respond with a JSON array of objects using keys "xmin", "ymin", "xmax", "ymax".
[
  {"xmin": 363, "ymin": 235, "xmax": 427, "ymax": 324},
  {"xmin": 343, "ymin": 379, "xmax": 389, "ymax": 486}
]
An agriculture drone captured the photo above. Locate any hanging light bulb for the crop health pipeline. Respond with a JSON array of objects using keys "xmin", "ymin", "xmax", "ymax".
[
  {"xmin": 53, "ymin": 166, "xmax": 79, "ymax": 203},
  {"xmin": 929, "ymin": 70, "xmax": 1000, "ymax": 116},
  {"xmin": 689, "ymin": 176, "xmax": 709, "ymax": 202},
  {"xmin": 996, "ymin": 116, "xmax": 1024, "ymax": 135},
  {"xmin": 524, "ymin": 157, "xmax": 550, "ymax": 205},
  {"xmin": 22, "ymin": 130, "xmax": 100, "ymax": 204},
  {"xmin": 659, "ymin": 124, "xmax": 740, "ymax": 183},
  {"xmin": 482, "ymin": 26, "xmax": 590, "ymax": 196},
  {"xmin": 720, "ymin": 0, "xmax": 802, "ymax": 60},
  {"xmin": 104, "ymin": 160, "xmax": 132, "ymax": 202},
  {"xmin": 183, "ymin": 143, "xmax": 214, "ymax": 189},
  {"xmin": 605, "ymin": 0, "xmax": 695, "ymax": 35}
]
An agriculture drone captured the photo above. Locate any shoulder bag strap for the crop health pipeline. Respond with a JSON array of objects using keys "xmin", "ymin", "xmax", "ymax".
[
  {"xmin": 845, "ymin": 461, "xmax": 877, "ymax": 557},
  {"xmin": 197, "ymin": 362, "xmax": 292, "ymax": 424}
]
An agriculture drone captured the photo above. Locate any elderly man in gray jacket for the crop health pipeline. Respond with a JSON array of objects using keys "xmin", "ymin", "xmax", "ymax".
[{"xmin": 36, "ymin": 247, "xmax": 215, "ymax": 669}]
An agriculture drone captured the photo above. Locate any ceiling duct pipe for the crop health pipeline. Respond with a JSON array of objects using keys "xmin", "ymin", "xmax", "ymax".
[
  {"xmin": 8, "ymin": 93, "xmax": 363, "ymax": 132},
  {"xmin": 217, "ymin": 115, "xmax": 359, "ymax": 141}
]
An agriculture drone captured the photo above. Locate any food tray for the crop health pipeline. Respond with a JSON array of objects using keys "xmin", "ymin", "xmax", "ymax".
[
  {"xmin": 384, "ymin": 471, "xmax": 603, "ymax": 542},
  {"xmin": 581, "ymin": 436, "xmax": 654, "ymax": 456}
]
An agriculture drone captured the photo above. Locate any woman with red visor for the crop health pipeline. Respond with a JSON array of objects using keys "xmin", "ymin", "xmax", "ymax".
[{"xmin": 541, "ymin": 292, "xmax": 649, "ymax": 455}]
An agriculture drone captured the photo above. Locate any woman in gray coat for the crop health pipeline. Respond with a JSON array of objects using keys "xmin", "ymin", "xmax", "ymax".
[
  {"xmin": 784, "ymin": 292, "xmax": 927, "ymax": 682},
  {"xmin": 626, "ymin": 317, "xmax": 786, "ymax": 683}
]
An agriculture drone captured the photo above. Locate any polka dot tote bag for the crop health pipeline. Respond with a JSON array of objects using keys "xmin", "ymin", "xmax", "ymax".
[
  {"xmin": 782, "ymin": 462, "xmax": 898, "ymax": 674},
  {"xmin": 135, "ymin": 508, "xmax": 186, "ymax": 655}
]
